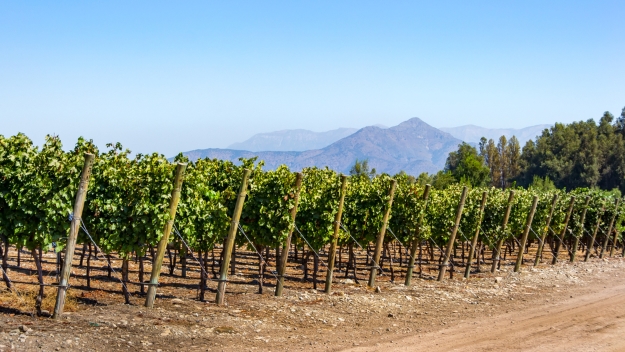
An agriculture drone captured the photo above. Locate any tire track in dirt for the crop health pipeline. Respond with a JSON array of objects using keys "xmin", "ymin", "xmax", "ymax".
[{"xmin": 344, "ymin": 281, "xmax": 625, "ymax": 351}]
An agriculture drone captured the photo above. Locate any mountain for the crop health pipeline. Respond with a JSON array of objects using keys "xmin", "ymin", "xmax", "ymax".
[
  {"xmin": 182, "ymin": 117, "xmax": 462, "ymax": 175},
  {"xmin": 440, "ymin": 124, "xmax": 551, "ymax": 146},
  {"xmin": 228, "ymin": 128, "xmax": 358, "ymax": 152}
]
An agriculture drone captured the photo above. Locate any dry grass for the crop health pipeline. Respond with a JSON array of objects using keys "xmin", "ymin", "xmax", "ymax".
[{"xmin": 0, "ymin": 285, "xmax": 79, "ymax": 314}]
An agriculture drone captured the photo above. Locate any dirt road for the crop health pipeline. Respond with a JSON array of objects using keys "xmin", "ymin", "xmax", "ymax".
[{"xmin": 345, "ymin": 277, "xmax": 625, "ymax": 351}]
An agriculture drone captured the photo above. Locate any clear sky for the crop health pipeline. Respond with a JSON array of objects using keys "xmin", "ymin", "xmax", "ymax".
[{"xmin": 1, "ymin": 1, "xmax": 624, "ymax": 156}]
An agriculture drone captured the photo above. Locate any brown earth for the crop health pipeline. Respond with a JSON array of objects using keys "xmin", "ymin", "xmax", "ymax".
[{"xmin": 0, "ymin": 245, "xmax": 624, "ymax": 352}]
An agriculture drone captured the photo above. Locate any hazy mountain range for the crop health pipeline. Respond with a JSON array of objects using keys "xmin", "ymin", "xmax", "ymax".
[
  {"xmin": 439, "ymin": 124, "xmax": 550, "ymax": 145},
  {"xmin": 183, "ymin": 118, "xmax": 461, "ymax": 175},
  {"xmin": 181, "ymin": 119, "xmax": 551, "ymax": 175},
  {"xmin": 228, "ymin": 128, "xmax": 358, "ymax": 152}
]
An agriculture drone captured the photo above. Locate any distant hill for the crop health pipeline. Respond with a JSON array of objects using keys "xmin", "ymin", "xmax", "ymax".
[
  {"xmin": 440, "ymin": 124, "xmax": 551, "ymax": 146},
  {"xmin": 228, "ymin": 128, "xmax": 358, "ymax": 152},
  {"xmin": 183, "ymin": 117, "xmax": 462, "ymax": 175}
]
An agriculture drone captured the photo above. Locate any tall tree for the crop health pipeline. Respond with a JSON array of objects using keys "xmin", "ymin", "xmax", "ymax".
[
  {"xmin": 496, "ymin": 136, "xmax": 508, "ymax": 188},
  {"xmin": 445, "ymin": 142, "xmax": 490, "ymax": 187}
]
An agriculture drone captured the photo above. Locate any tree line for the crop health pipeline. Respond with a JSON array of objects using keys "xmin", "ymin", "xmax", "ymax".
[{"xmin": 421, "ymin": 106, "xmax": 625, "ymax": 194}]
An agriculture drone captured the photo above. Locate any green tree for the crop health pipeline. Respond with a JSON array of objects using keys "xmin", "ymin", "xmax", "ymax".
[
  {"xmin": 445, "ymin": 142, "xmax": 490, "ymax": 187},
  {"xmin": 349, "ymin": 159, "xmax": 376, "ymax": 179}
]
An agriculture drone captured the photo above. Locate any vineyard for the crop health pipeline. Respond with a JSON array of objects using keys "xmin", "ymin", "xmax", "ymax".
[{"xmin": 1, "ymin": 133, "xmax": 625, "ymax": 323}]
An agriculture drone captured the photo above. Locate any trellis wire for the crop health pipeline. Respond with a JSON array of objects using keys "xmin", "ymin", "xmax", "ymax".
[
  {"xmin": 339, "ymin": 222, "xmax": 384, "ymax": 275},
  {"xmin": 172, "ymin": 224, "xmax": 214, "ymax": 284},
  {"xmin": 237, "ymin": 223, "xmax": 279, "ymax": 282},
  {"xmin": 72, "ymin": 213, "xmax": 131, "ymax": 297},
  {"xmin": 293, "ymin": 224, "xmax": 329, "ymax": 271}
]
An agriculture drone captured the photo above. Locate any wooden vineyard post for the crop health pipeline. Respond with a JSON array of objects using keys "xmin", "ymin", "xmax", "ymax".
[
  {"xmin": 514, "ymin": 195, "xmax": 539, "ymax": 272},
  {"xmin": 609, "ymin": 199, "xmax": 622, "ymax": 257},
  {"xmin": 490, "ymin": 191, "xmax": 515, "ymax": 273},
  {"xmin": 570, "ymin": 196, "xmax": 590, "ymax": 262},
  {"xmin": 600, "ymin": 198, "xmax": 619, "ymax": 259},
  {"xmin": 367, "ymin": 179, "xmax": 397, "ymax": 288},
  {"xmin": 405, "ymin": 184, "xmax": 431, "ymax": 286},
  {"xmin": 437, "ymin": 186, "xmax": 468, "ymax": 281},
  {"xmin": 52, "ymin": 153, "xmax": 95, "ymax": 319},
  {"xmin": 552, "ymin": 196, "xmax": 576, "ymax": 265},
  {"xmin": 215, "ymin": 169, "xmax": 251, "ymax": 305},
  {"xmin": 275, "ymin": 172, "xmax": 304, "ymax": 297},
  {"xmin": 534, "ymin": 194, "xmax": 558, "ymax": 266},
  {"xmin": 585, "ymin": 207, "xmax": 604, "ymax": 262},
  {"xmin": 145, "ymin": 163, "xmax": 187, "ymax": 308},
  {"xmin": 464, "ymin": 191, "xmax": 488, "ymax": 279},
  {"xmin": 324, "ymin": 175, "xmax": 348, "ymax": 294}
]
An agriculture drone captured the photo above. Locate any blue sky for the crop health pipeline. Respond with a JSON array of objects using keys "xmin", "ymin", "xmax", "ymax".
[{"xmin": 1, "ymin": 1, "xmax": 624, "ymax": 156}]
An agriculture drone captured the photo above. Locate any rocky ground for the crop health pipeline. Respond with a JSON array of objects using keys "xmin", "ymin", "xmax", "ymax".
[{"xmin": 0, "ymin": 246, "xmax": 623, "ymax": 351}]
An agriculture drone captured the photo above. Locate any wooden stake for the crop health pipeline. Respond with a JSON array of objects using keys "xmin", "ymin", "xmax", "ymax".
[
  {"xmin": 490, "ymin": 191, "xmax": 515, "ymax": 273},
  {"xmin": 145, "ymin": 162, "xmax": 187, "ymax": 308},
  {"xmin": 215, "ymin": 169, "xmax": 251, "ymax": 305},
  {"xmin": 570, "ymin": 196, "xmax": 590, "ymax": 262},
  {"xmin": 514, "ymin": 195, "xmax": 539, "ymax": 272},
  {"xmin": 585, "ymin": 207, "xmax": 604, "ymax": 262},
  {"xmin": 405, "ymin": 184, "xmax": 431, "ymax": 286},
  {"xmin": 609, "ymin": 199, "xmax": 622, "ymax": 257},
  {"xmin": 368, "ymin": 179, "xmax": 397, "ymax": 287},
  {"xmin": 534, "ymin": 194, "xmax": 558, "ymax": 266},
  {"xmin": 324, "ymin": 175, "xmax": 348, "ymax": 294},
  {"xmin": 437, "ymin": 186, "xmax": 467, "ymax": 281},
  {"xmin": 600, "ymin": 199, "xmax": 620, "ymax": 258},
  {"xmin": 464, "ymin": 191, "xmax": 488, "ymax": 279},
  {"xmin": 552, "ymin": 196, "xmax": 576, "ymax": 265},
  {"xmin": 52, "ymin": 153, "xmax": 95, "ymax": 319},
  {"xmin": 275, "ymin": 172, "xmax": 304, "ymax": 296}
]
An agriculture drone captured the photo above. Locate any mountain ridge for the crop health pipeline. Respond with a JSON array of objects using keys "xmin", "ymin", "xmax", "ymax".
[
  {"xmin": 183, "ymin": 117, "xmax": 462, "ymax": 175},
  {"xmin": 440, "ymin": 124, "xmax": 550, "ymax": 146}
]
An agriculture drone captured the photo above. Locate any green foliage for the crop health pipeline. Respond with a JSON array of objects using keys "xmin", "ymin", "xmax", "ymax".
[
  {"xmin": 529, "ymin": 175, "xmax": 556, "ymax": 191},
  {"xmin": 1, "ymin": 133, "xmax": 624, "ymax": 265},
  {"xmin": 446, "ymin": 142, "xmax": 490, "ymax": 187},
  {"xmin": 349, "ymin": 159, "xmax": 376, "ymax": 179}
]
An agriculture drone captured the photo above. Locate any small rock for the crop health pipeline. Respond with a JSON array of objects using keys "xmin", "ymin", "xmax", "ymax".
[
  {"xmin": 160, "ymin": 329, "xmax": 171, "ymax": 337},
  {"xmin": 344, "ymin": 279, "xmax": 355, "ymax": 284},
  {"xmin": 375, "ymin": 286, "xmax": 382, "ymax": 293},
  {"xmin": 405, "ymin": 295, "xmax": 412, "ymax": 301},
  {"xmin": 494, "ymin": 277, "xmax": 503, "ymax": 283},
  {"xmin": 18, "ymin": 325, "xmax": 31, "ymax": 333},
  {"xmin": 388, "ymin": 313, "xmax": 394, "ymax": 318},
  {"xmin": 18, "ymin": 334, "xmax": 27, "ymax": 342},
  {"xmin": 171, "ymin": 298, "xmax": 184, "ymax": 304}
]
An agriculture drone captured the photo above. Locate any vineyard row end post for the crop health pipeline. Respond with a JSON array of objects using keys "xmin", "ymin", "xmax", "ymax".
[
  {"xmin": 437, "ymin": 186, "xmax": 467, "ymax": 281},
  {"xmin": 570, "ymin": 196, "xmax": 591, "ymax": 262},
  {"xmin": 552, "ymin": 196, "xmax": 576, "ymax": 265},
  {"xmin": 585, "ymin": 206, "xmax": 605, "ymax": 262},
  {"xmin": 324, "ymin": 174, "xmax": 348, "ymax": 294},
  {"xmin": 275, "ymin": 172, "xmax": 304, "ymax": 297},
  {"xmin": 215, "ymin": 169, "xmax": 251, "ymax": 305},
  {"xmin": 514, "ymin": 195, "xmax": 538, "ymax": 272},
  {"xmin": 145, "ymin": 162, "xmax": 187, "ymax": 308},
  {"xmin": 534, "ymin": 194, "xmax": 559, "ymax": 266},
  {"xmin": 464, "ymin": 191, "xmax": 487, "ymax": 279},
  {"xmin": 52, "ymin": 153, "xmax": 95, "ymax": 319},
  {"xmin": 367, "ymin": 179, "xmax": 397, "ymax": 288},
  {"xmin": 491, "ymin": 190, "xmax": 515, "ymax": 274},
  {"xmin": 599, "ymin": 198, "xmax": 619, "ymax": 258},
  {"xmin": 405, "ymin": 184, "xmax": 431, "ymax": 286},
  {"xmin": 609, "ymin": 199, "xmax": 622, "ymax": 257}
]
